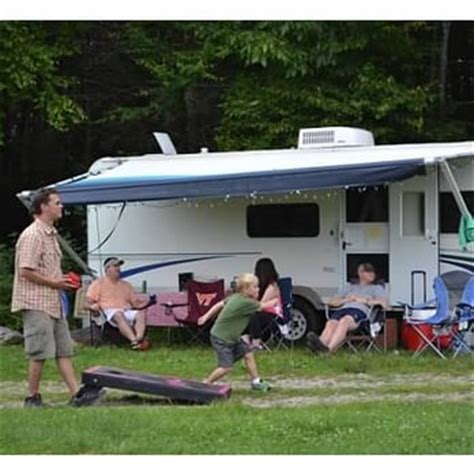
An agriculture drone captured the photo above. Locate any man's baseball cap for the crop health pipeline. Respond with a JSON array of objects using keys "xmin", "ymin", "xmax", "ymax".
[{"xmin": 103, "ymin": 257, "xmax": 124, "ymax": 269}]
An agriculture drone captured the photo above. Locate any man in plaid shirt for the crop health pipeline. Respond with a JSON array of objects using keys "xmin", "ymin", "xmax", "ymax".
[{"xmin": 12, "ymin": 188, "xmax": 104, "ymax": 408}]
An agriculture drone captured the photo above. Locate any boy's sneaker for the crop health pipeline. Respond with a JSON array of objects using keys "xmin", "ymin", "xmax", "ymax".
[
  {"xmin": 24, "ymin": 393, "xmax": 44, "ymax": 408},
  {"xmin": 251, "ymin": 380, "xmax": 271, "ymax": 392},
  {"xmin": 69, "ymin": 386, "xmax": 106, "ymax": 407}
]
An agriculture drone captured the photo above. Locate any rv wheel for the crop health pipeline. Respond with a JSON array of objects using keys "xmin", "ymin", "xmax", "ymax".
[{"xmin": 286, "ymin": 297, "xmax": 316, "ymax": 342}]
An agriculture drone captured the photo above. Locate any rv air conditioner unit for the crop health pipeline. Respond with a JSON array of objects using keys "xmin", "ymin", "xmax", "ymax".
[{"xmin": 298, "ymin": 127, "xmax": 375, "ymax": 149}]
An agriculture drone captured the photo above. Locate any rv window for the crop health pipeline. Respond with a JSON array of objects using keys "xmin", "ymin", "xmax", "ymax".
[
  {"xmin": 440, "ymin": 191, "xmax": 474, "ymax": 233},
  {"xmin": 346, "ymin": 187, "xmax": 388, "ymax": 223},
  {"xmin": 402, "ymin": 192, "xmax": 425, "ymax": 236},
  {"xmin": 247, "ymin": 203, "xmax": 320, "ymax": 238},
  {"xmin": 346, "ymin": 254, "xmax": 389, "ymax": 283}
]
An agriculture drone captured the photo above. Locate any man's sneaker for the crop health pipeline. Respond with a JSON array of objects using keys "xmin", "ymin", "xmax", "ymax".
[
  {"xmin": 130, "ymin": 339, "xmax": 141, "ymax": 350},
  {"xmin": 24, "ymin": 393, "xmax": 44, "ymax": 408},
  {"xmin": 69, "ymin": 386, "xmax": 106, "ymax": 407},
  {"xmin": 131, "ymin": 338, "xmax": 151, "ymax": 351},
  {"xmin": 306, "ymin": 331, "xmax": 329, "ymax": 353},
  {"xmin": 251, "ymin": 380, "xmax": 271, "ymax": 392},
  {"xmin": 138, "ymin": 338, "xmax": 151, "ymax": 351}
]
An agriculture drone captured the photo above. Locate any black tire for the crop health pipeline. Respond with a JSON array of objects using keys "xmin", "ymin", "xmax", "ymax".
[{"xmin": 286, "ymin": 296, "xmax": 318, "ymax": 343}]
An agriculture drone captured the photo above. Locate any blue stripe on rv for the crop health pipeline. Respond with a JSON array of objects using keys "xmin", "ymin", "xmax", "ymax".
[
  {"xmin": 119, "ymin": 255, "xmax": 235, "ymax": 278},
  {"xmin": 439, "ymin": 259, "xmax": 474, "ymax": 273}
]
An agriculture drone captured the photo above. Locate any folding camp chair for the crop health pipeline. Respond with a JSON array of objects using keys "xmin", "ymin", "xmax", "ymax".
[
  {"xmin": 343, "ymin": 305, "xmax": 386, "ymax": 353},
  {"xmin": 324, "ymin": 280, "xmax": 387, "ymax": 353},
  {"xmin": 451, "ymin": 276, "xmax": 474, "ymax": 357},
  {"xmin": 400, "ymin": 273, "xmax": 469, "ymax": 359},
  {"xmin": 74, "ymin": 288, "xmax": 157, "ymax": 347},
  {"xmin": 73, "ymin": 287, "xmax": 103, "ymax": 346},
  {"xmin": 170, "ymin": 279, "xmax": 225, "ymax": 345},
  {"xmin": 256, "ymin": 277, "xmax": 295, "ymax": 351}
]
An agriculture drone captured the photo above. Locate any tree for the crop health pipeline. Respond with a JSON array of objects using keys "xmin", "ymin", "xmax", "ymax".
[{"xmin": 0, "ymin": 22, "xmax": 85, "ymax": 144}]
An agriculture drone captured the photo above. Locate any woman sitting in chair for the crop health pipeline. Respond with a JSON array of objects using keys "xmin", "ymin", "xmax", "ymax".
[
  {"xmin": 307, "ymin": 262, "xmax": 388, "ymax": 354},
  {"xmin": 244, "ymin": 258, "xmax": 283, "ymax": 350}
]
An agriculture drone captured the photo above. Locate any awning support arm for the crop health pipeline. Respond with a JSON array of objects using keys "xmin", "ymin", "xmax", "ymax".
[{"xmin": 438, "ymin": 158, "xmax": 472, "ymax": 219}]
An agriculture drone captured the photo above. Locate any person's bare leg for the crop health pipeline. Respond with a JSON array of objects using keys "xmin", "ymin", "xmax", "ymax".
[
  {"xmin": 205, "ymin": 367, "xmax": 232, "ymax": 384},
  {"xmin": 27, "ymin": 359, "xmax": 45, "ymax": 396},
  {"xmin": 133, "ymin": 311, "xmax": 146, "ymax": 340},
  {"xmin": 319, "ymin": 320, "xmax": 338, "ymax": 346},
  {"xmin": 56, "ymin": 357, "xmax": 79, "ymax": 395},
  {"xmin": 244, "ymin": 352, "xmax": 259, "ymax": 380},
  {"xmin": 112, "ymin": 312, "xmax": 137, "ymax": 342},
  {"xmin": 327, "ymin": 316, "xmax": 358, "ymax": 352}
]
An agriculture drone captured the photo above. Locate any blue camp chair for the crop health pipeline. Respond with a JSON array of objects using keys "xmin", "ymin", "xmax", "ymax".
[
  {"xmin": 451, "ymin": 276, "xmax": 474, "ymax": 357},
  {"xmin": 401, "ymin": 276, "xmax": 457, "ymax": 359}
]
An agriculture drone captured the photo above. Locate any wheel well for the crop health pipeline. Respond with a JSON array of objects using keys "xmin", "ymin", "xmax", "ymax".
[{"xmin": 292, "ymin": 294, "xmax": 327, "ymax": 335}]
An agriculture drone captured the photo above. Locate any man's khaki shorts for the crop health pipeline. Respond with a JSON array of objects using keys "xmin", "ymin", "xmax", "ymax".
[{"xmin": 22, "ymin": 310, "xmax": 74, "ymax": 360}]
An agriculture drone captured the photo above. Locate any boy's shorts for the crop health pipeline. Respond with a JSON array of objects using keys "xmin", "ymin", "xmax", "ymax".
[
  {"xmin": 22, "ymin": 310, "xmax": 74, "ymax": 360},
  {"xmin": 210, "ymin": 335, "xmax": 252, "ymax": 369},
  {"xmin": 102, "ymin": 308, "xmax": 138, "ymax": 327}
]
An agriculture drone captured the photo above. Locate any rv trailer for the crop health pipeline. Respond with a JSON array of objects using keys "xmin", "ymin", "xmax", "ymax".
[{"xmin": 19, "ymin": 127, "xmax": 474, "ymax": 339}]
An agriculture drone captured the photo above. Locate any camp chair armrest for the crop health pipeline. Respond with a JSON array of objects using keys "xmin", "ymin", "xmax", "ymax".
[{"xmin": 397, "ymin": 298, "xmax": 436, "ymax": 310}]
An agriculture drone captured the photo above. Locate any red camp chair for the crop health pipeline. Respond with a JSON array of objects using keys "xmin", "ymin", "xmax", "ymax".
[{"xmin": 171, "ymin": 279, "xmax": 225, "ymax": 345}]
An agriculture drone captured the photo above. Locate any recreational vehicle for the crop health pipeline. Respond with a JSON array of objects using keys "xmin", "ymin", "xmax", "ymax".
[{"xmin": 19, "ymin": 127, "xmax": 474, "ymax": 340}]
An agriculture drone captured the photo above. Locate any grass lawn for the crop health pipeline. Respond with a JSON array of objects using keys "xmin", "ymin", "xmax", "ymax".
[{"xmin": 0, "ymin": 344, "xmax": 473, "ymax": 454}]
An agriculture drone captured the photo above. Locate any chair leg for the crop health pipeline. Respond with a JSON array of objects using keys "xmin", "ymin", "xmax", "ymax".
[
  {"xmin": 410, "ymin": 325, "xmax": 446, "ymax": 359},
  {"xmin": 451, "ymin": 332, "xmax": 472, "ymax": 358}
]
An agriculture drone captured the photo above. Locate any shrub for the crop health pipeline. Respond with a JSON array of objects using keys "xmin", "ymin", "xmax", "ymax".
[{"xmin": 0, "ymin": 240, "xmax": 21, "ymax": 331}]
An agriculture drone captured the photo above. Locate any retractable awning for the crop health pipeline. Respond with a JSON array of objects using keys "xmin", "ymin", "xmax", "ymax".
[{"xmin": 49, "ymin": 141, "xmax": 474, "ymax": 205}]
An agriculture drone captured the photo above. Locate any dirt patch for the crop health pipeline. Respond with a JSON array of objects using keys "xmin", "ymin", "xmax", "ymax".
[
  {"xmin": 233, "ymin": 373, "xmax": 473, "ymax": 390},
  {"xmin": 241, "ymin": 391, "xmax": 474, "ymax": 408},
  {"xmin": 1, "ymin": 374, "xmax": 472, "ymax": 409}
]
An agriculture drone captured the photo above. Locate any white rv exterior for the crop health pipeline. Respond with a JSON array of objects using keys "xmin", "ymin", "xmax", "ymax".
[{"xmin": 79, "ymin": 130, "xmax": 473, "ymax": 338}]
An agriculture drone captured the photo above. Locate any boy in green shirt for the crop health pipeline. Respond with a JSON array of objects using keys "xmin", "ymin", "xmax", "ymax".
[{"xmin": 198, "ymin": 273, "xmax": 277, "ymax": 391}]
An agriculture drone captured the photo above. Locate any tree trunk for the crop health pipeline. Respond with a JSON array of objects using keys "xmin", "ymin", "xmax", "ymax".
[{"xmin": 438, "ymin": 21, "xmax": 451, "ymax": 111}]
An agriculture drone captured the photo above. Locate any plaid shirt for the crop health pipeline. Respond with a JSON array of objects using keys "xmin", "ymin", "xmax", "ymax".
[{"xmin": 11, "ymin": 219, "xmax": 63, "ymax": 319}]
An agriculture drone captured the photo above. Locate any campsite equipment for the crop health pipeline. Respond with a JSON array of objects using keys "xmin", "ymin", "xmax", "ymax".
[{"xmin": 81, "ymin": 366, "xmax": 232, "ymax": 404}]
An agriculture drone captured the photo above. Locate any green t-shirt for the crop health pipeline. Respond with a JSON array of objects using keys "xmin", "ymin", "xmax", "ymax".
[{"xmin": 210, "ymin": 293, "xmax": 260, "ymax": 343}]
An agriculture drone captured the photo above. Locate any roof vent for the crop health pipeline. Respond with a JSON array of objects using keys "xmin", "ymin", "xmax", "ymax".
[{"xmin": 298, "ymin": 127, "xmax": 374, "ymax": 149}]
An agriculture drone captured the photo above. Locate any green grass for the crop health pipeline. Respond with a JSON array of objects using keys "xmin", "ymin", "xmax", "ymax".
[
  {"xmin": 1, "ymin": 345, "xmax": 473, "ymax": 454},
  {"xmin": 1, "ymin": 345, "xmax": 472, "ymax": 381},
  {"xmin": 1, "ymin": 402, "xmax": 472, "ymax": 454}
]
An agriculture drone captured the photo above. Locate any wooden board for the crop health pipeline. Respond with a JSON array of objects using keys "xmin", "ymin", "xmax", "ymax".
[{"xmin": 81, "ymin": 366, "xmax": 232, "ymax": 404}]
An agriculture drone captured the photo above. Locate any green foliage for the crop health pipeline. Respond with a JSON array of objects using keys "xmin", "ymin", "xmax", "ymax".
[
  {"xmin": 0, "ymin": 241, "xmax": 19, "ymax": 331},
  {"xmin": 0, "ymin": 22, "xmax": 85, "ymax": 142},
  {"xmin": 119, "ymin": 21, "xmax": 449, "ymax": 150}
]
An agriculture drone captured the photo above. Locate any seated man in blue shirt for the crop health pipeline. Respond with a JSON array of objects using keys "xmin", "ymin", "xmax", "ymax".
[{"xmin": 307, "ymin": 262, "xmax": 388, "ymax": 354}]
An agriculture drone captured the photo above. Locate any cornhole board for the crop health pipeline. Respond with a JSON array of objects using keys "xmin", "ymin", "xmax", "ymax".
[{"xmin": 81, "ymin": 366, "xmax": 232, "ymax": 404}]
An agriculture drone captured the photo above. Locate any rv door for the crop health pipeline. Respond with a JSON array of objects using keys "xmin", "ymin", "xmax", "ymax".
[{"xmin": 389, "ymin": 170, "xmax": 439, "ymax": 306}]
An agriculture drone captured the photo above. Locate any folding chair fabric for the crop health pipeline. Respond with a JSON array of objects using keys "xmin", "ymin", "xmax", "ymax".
[
  {"xmin": 173, "ymin": 279, "xmax": 225, "ymax": 345},
  {"xmin": 402, "ymin": 275, "xmax": 462, "ymax": 359},
  {"xmin": 452, "ymin": 276, "xmax": 474, "ymax": 357}
]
